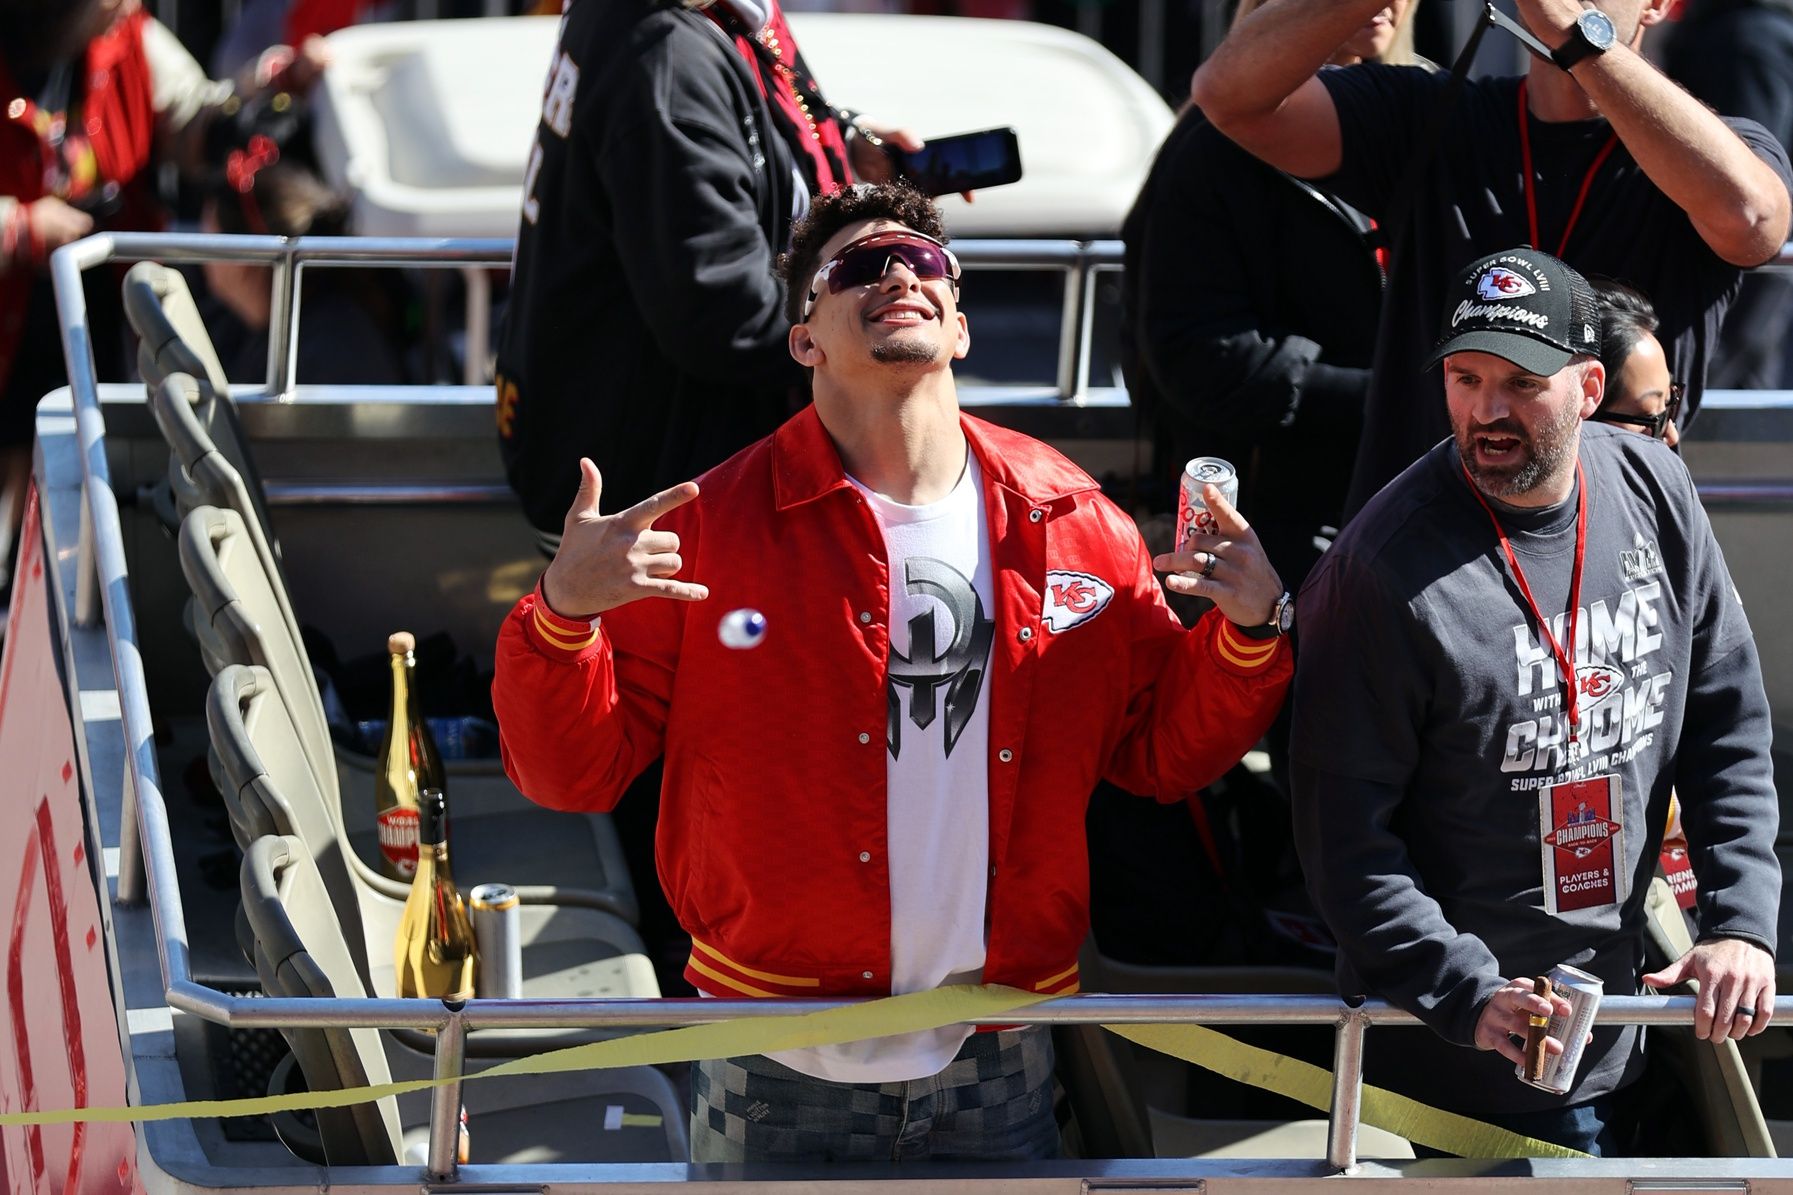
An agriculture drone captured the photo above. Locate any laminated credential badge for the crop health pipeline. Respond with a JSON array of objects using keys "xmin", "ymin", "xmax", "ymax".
[{"xmin": 1539, "ymin": 774, "xmax": 1629, "ymax": 914}]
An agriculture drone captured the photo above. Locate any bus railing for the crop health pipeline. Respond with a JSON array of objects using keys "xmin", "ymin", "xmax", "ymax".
[{"xmin": 47, "ymin": 232, "xmax": 1793, "ymax": 1181}]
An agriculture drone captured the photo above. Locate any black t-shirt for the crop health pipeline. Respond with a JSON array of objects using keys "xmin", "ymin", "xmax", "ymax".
[{"xmin": 1317, "ymin": 66, "xmax": 1793, "ymax": 515}]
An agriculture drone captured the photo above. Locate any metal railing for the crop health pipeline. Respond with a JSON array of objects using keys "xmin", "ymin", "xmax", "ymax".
[{"xmin": 47, "ymin": 232, "xmax": 1793, "ymax": 1182}]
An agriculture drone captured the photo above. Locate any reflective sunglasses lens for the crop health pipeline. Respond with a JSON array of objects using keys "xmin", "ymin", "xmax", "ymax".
[{"xmin": 827, "ymin": 240, "xmax": 952, "ymax": 294}]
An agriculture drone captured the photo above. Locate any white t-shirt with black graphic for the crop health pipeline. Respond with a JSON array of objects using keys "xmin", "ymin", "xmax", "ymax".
[{"xmin": 770, "ymin": 455, "xmax": 996, "ymax": 1083}]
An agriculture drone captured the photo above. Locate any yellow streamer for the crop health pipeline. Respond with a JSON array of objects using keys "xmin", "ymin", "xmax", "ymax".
[
  {"xmin": 0, "ymin": 985, "xmax": 1047, "ymax": 1128},
  {"xmin": 1110, "ymin": 1022, "xmax": 1590, "ymax": 1159},
  {"xmin": 0, "ymin": 984, "xmax": 1592, "ymax": 1160}
]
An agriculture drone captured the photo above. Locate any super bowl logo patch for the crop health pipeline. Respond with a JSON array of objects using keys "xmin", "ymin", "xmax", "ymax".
[
  {"xmin": 1619, "ymin": 535, "xmax": 1663, "ymax": 583},
  {"xmin": 1477, "ymin": 267, "xmax": 1538, "ymax": 301},
  {"xmin": 1538, "ymin": 774, "xmax": 1628, "ymax": 914},
  {"xmin": 1042, "ymin": 570, "xmax": 1114, "ymax": 633}
]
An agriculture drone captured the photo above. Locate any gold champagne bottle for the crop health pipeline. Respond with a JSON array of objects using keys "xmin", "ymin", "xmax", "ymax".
[
  {"xmin": 373, "ymin": 631, "xmax": 446, "ymax": 879},
  {"xmin": 393, "ymin": 788, "xmax": 477, "ymax": 1001}
]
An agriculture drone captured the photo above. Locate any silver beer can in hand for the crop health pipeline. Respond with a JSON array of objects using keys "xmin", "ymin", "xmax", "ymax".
[
  {"xmin": 1176, "ymin": 457, "xmax": 1240, "ymax": 556},
  {"xmin": 1514, "ymin": 963, "xmax": 1604, "ymax": 1095},
  {"xmin": 469, "ymin": 882, "xmax": 522, "ymax": 999}
]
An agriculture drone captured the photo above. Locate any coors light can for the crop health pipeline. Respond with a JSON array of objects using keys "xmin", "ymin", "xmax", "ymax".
[
  {"xmin": 1515, "ymin": 963, "xmax": 1603, "ymax": 1095},
  {"xmin": 1176, "ymin": 457, "xmax": 1240, "ymax": 555}
]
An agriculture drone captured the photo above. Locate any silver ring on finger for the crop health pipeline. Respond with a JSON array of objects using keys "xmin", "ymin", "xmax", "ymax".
[{"xmin": 1199, "ymin": 552, "xmax": 1218, "ymax": 579}]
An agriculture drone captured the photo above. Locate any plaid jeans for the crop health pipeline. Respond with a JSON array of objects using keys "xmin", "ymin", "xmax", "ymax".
[{"xmin": 688, "ymin": 1027, "xmax": 1060, "ymax": 1163}]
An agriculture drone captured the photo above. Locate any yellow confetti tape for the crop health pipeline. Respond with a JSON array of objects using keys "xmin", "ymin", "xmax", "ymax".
[{"xmin": 0, "ymin": 984, "xmax": 1591, "ymax": 1159}]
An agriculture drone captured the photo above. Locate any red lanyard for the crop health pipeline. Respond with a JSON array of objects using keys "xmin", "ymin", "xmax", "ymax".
[
  {"xmin": 1462, "ymin": 458, "xmax": 1590, "ymax": 753},
  {"xmin": 1516, "ymin": 80, "xmax": 1619, "ymax": 257}
]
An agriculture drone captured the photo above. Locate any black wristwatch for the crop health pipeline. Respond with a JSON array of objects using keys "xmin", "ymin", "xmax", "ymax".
[
  {"xmin": 1551, "ymin": 8, "xmax": 1617, "ymax": 72},
  {"xmin": 1236, "ymin": 591, "xmax": 1295, "ymax": 641}
]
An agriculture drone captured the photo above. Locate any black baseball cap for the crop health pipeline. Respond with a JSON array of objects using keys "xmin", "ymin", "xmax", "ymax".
[{"xmin": 1425, "ymin": 248, "xmax": 1602, "ymax": 376}]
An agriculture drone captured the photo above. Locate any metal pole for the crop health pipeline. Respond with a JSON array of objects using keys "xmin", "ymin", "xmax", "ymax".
[
  {"xmin": 50, "ymin": 236, "xmax": 189, "ymax": 959},
  {"xmin": 1074, "ymin": 259, "xmax": 1101, "ymax": 401},
  {"xmin": 116, "ymin": 762, "xmax": 145, "ymax": 907},
  {"xmin": 265, "ymin": 252, "xmax": 298, "ymax": 399},
  {"xmin": 74, "ymin": 484, "xmax": 98, "ymax": 628},
  {"xmin": 1326, "ymin": 1008, "xmax": 1367, "ymax": 1173},
  {"xmin": 427, "ymin": 1007, "xmax": 468, "ymax": 1180},
  {"xmin": 1056, "ymin": 263, "xmax": 1088, "ymax": 403},
  {"xmin": 462, "ymin": 265, "xmax": 491, "ymax": 387}
]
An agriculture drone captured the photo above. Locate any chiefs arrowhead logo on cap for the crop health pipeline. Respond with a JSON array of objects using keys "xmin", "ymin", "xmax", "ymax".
[{"xmin": 1476, "ymin": 267, "xmax": 1538, "ymax": 301}]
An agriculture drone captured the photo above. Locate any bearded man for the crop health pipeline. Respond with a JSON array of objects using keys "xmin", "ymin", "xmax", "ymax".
[{"xmin": 1289, "ymin": 247, "xmax": 1779, "ymax": 1155}]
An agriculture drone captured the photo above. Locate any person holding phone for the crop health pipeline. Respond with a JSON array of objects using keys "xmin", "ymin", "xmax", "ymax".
[{"xmin": 497, "ymin": 0, "xmax": 924, "ymax": 557}]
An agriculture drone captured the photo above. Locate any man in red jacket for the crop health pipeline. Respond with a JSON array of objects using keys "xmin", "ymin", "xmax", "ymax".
[{"xmin": 493, "ymin": 181, "xmax": 1292, "ymax": 1164}]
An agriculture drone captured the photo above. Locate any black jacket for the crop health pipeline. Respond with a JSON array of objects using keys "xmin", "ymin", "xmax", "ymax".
[
  {"xmin": 1121, "ymin": 110, "xmax": 1382, "ymax": 590},
  {"xmin": 496, "ymin": 0, "xmax": 811, "ymax": 537}
]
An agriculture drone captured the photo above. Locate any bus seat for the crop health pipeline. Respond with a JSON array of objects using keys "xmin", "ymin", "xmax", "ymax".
[
  {"xmin": 240, "ymin": 834, "xmax": 404, "ymax": 1166},
  {"xmin": 123, "ymin": 261, "xmax": 230, "ymax": 399},
  {"xmin": 242, "ymin": 835, "xmax": 688, "ymax": 1164},
  {"xmin": 148, "ymin": 370, "xmax": 280, "ymax": 564},
  {"xmin": 183, "ymin": 505, "xmax": 638, "ymax": 924},
  {"xmin": 211, "ymin": 663, "xmax": 660, "ymax": 1058}
]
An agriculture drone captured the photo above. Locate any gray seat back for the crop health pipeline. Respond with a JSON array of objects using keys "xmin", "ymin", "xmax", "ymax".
[
  {"xmin": 210, "ymin": 663, "xmax": 369, "ymax": 980},
  {"xmin": 240, "ymin": 834, "xmax": 403, "ymax": 1166},
  {"xmin": 182, "ymin": 505, "xmax": 333, "ymax": 803},
  {"xmin": 123, "ymin": 261, "xmax": 231, "ymax": 397},
  {"xmin": 123, "ymin": 263, "xmax": 280, "ymax": 541},
  {"xmin": 152, "ymin": 371, "xmax": 281, "ymax": 574}
]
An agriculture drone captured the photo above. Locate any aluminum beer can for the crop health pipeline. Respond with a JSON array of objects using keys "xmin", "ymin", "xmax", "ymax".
[
  {"xmin": 1515, "ymin": 963, "xmax": 1603, "ymax": 1094},
  {"xmin": 1176, "ymin": 457, "xmax": 1240, "ymax": 554},
  {"xmin": 469, "ymin": 882, "xmax": 522, "ymax": 999}
]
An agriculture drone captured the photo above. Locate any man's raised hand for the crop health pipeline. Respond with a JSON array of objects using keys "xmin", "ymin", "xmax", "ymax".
[
  {"xmin": 539, "ymin": 458, "xmax": 708, "ymax": 617},
  {"xmin": 1151, "ymin": 483, "xmax": 1284, "ymax": 628}
]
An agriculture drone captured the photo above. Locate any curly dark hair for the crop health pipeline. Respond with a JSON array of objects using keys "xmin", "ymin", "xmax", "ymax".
[{"xmin": 778, "ymin": 180, "xmax": 949, "ymax": 325}]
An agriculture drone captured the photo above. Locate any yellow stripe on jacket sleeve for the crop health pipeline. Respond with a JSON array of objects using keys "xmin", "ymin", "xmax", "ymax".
[
  {"xmin": 531, "ymin": 603, "xmax": 599, "ymax": 652},
  {"xmin": 1215, "ymin": 620, "xmax": 1281, "ymax": 670}
]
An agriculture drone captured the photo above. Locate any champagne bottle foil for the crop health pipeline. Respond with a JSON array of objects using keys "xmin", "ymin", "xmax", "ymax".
[{"xmin": 469, "ymin": 883, "xmax": 522, "ymax": 999}]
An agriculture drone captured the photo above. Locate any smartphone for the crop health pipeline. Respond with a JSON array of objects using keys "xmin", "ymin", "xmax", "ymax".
[{"xmin": 890, "ymin": 127, "xmax": 1023, "ymax": 196}]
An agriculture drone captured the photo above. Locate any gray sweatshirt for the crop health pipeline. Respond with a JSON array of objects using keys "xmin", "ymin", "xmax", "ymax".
[{"xmin": 1291, "ymin": 423, "xmax": 1778, "ymax": 1115}]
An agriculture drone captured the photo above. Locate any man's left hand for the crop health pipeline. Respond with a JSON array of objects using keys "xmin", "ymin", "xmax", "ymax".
[
  {"xmin": 1151, "ymin": 483, "xmax": 1284, "ymax": 628},
  {"xmin": 1642, "ymin": 938, "xmax": 1776, "ymax": 1041}
]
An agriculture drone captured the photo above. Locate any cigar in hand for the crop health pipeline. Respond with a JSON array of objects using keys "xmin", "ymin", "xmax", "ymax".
[{"xmin": 1523, "ymin": 975, "xmax": 1553, "ymax": 1083}]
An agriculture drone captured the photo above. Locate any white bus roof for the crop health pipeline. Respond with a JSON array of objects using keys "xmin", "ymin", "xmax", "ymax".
[{"xmin": 311, "ymin": 13, "xmax": 1173, "ymax": 240}]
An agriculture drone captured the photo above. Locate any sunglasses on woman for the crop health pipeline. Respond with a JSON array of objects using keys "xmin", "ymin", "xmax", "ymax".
[
  {"xmin": 1589, "ymin": 382, "xmax": 1683, "ymax": 441},
  {"xmin": 802, "ymin": 230, "xmax": 961, "ymax": 319}
]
